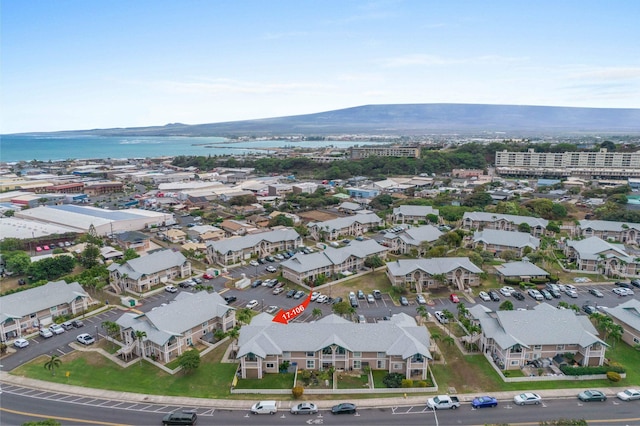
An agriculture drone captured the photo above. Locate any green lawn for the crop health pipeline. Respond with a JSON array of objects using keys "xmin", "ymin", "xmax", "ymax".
[
  {"xmin": 235, "ymin": 373, "xmax": 294, "ymax": 389},
  {"xmin": 12, "ymin": 341, "xmax": 238, "ymax": 399},
  {"xmin": 337, "ymin": 373, "xmax": 369, "ymax": 389},
  {"xmin": 372, "ymin": 370, "xmax": 387, "ymax": 389}
]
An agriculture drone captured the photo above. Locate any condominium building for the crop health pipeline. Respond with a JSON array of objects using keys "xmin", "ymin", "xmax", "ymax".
[{"xmin": 350, "ymin": 145, "xmax": 420, "ymax": 160}]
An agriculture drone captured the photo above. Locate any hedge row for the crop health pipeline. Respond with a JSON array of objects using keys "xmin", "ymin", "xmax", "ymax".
[{"xmin": 560, "ymin": 365, "xmax": 625, "ymax": 376}]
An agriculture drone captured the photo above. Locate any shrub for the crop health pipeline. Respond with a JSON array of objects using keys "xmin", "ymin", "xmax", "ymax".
[
  {"xmin": 607, "ymin": 371, "xmax": 622, "ymax": 382},
  {"xmin": 415, "ymin": 380, "xmax": 427, "ymax": 387},
  {"xmin": 291, "ymin": 385, "xmax": 304, "ymax": 398},
  {"xmin": 401, "ymin": 379, "xmax": 413, "ymax": 388},
  {"xmin": 382, "ymin": 372, "xmax": 405, "ymax": 388},
  {"xmin": 559, "ymin": 365, "xmax": 625, "ymax": 376}
]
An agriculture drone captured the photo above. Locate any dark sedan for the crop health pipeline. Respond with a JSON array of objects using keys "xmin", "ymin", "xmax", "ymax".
[
  {"xmin": 489, "ymin": 291, "xmax": 501, "ymax": 302},
  {"xmin": 331, "ymin": 403, "xmax": 357, "ymax": 414},
  {"xmin": 578, "ymin": 389, "xmax": 607, "ymax": 402},
  {"xmin": 512, "ymin": 291, "xmax": 525, "ymax": 301},
  {"xmin": 471, "ymin": 396, "xmax": 498, "ymax": 408},
  {"xmin": 224, "ymin": 295, "xmax": 237, "ymax": 303}
]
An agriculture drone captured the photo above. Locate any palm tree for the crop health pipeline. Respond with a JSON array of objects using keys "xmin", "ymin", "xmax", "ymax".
[
  {"xmin": 312, "ymin": 308, "xmax": 323, "ymax": 320},
  {"xmin": 44, "ymin": 354, "xmax": 62, "ymax": 376},
  {"xmin": 227, "ymin": 327, "xmax": 240, "ymax": 346},
  {"xmin": 607, "ymin": 324, "xmax": 623, "ymax": 347},
  {"xmin": 456, "ymin": 302, "xmax": 468, "ymax": 320},
  {"xmin": 101, "ymin": 320, "xmax": 120, "ymax": 349},
  {"xmin": 236, "ymin": 308, "xmax": 253, "ymax": 325},
  {"xmin": 443, "ymin": 336, "xmax": 455, "ymax": 346},
  {"xmin": 134, "ymin": 330, "xmax": 147, "ymax": 365},
  {"xmin": 442, "ymin": 309, "xmax": 455, "ymax": 336},
  {"xmin": 416, "ymin": 305, "xmax": 428, "ymax": 322}
]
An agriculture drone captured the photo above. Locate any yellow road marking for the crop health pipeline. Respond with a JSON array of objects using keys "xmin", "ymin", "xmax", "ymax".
[{"xmin": 0, "ymin": 406, "xmax": 131, "ymax": 426}]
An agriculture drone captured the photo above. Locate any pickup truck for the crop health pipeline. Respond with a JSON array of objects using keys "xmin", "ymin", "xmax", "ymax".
[{"xmin": 427, "ymin": 395, "xmax": 461, "ymax": 410}]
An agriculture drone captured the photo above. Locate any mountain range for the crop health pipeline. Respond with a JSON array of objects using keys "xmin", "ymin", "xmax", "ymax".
[{"xmin": 24, "ymin": 104, "xmax": 640, "ymax": 137}]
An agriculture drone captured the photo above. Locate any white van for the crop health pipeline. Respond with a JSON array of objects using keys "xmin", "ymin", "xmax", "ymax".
[{"xmin": 250, "ymin": 400, "xmax": 277, "ymax": 415}]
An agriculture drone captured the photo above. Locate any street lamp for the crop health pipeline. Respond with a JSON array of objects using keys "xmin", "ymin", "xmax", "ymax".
[{"xmin": 95, "ymin": 325, "xmax": 99, "ymax": 342}]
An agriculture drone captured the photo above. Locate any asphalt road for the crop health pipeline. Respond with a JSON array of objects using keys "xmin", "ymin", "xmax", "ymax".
[{"xmin": 2, "ymin": 385, "xmax": 640, "ymax": 426}]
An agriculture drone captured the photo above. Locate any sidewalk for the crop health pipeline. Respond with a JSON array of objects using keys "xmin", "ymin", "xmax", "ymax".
[{"xmin": 0, "ymin": 371, "xmax": 630, "ymax": 410}]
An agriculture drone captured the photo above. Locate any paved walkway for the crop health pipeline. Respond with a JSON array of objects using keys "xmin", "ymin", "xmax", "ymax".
[{"xmin": 0, "ymin": 371, "xmax": 630, "ymax": 410}]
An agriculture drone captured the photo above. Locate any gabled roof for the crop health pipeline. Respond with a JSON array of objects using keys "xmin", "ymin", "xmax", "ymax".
[
  {"xmin": 281, "ymin": 240, "xmax": 387, "ymax": 273},
  {"xmin": 115, "ymin": 291, "xmax": 232, "ymax": 346},
  {"xmin": 394, "ymin": 225, "xmax": 443, "ymax": 245},
  {"xmin": 607, "ymin": 299, "xmax": 640, "ymax": 332},
  {"xmin": 0, "ymin": 280, "xmax": 89, "ymax": 323},
  {"xmin": 339, "ymin": 202, "xmax": 362, "ymax": 211},
  {"xmin": 495, "ymin": 260, "xmax": 549, "ymax": 277},
  {"xmin": 463, "ymin": 211, "xmax": 548, "ymax": 228},
  {"xmin": 565, "ymin": 237, "xmax": 632, "ymax": 261},
  {"xmin": 386, "ymin": 257, "xmax": 482, "ymax": 277},
  {"xmin": 470, "ymin": 303, "xmax": 605, "ymax": 350},
  {"xmin": 206, "ymin": 228, "xmax": 301, "ymax": 254},
  {"xmin": 115, "ymin": 230, "xmax": 150, "ymax": 243},
  {"xmin": 237, "ymin": 313, "xmax": 431, "ymax": 360},
  {"xmin": 473, "ymin": 229, "xmax": 540, "ymax": 249},
  {"xmin": 107, "ymin": 249, "xmax": 187, "ymax": 280},
  {"xmin": 393, "ymin": 205, "xmax": 439, "ymax": 217},
  {"xmin": 579, "ymin": 219, "xmax": 640, "ymax": 232},
  {"xmin": 308, "ymin": 213, "xmax": 382, "ymax": 232}
]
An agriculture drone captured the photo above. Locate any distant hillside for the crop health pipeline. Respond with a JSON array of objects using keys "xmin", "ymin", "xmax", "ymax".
[{"xmin": 21, "ymin": 104, "xmax": 640, "ymax": 137}]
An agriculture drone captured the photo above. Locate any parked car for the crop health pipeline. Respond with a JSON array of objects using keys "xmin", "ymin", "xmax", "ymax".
[
  {"xmin": 266, "ymin": 265, "xmax": 277, "ymax": 273},
  {"xmin": 589, "ymin": 288, "xmax": 604, "ymax": 298},
  {"xmin": 527, "ymin": 289, "xmax": 544, "ymax": 301},
  {"xmin": 513, "ymin": 392, "xmax": 542, "ymax": 405},
  {"xmin": 249, "ymin": 260, "xmax": 259, "ymax": 267},
  {"xmin": 613, "ymin": 287, "xmax": 630, "ymax": 296},
  {"xmin": 293, "ymin": 291, "xmax": 305, "ymax": 299},
  {"xmin": 61, "ymin": 321, "xmax": 75, "ymax": 330},
  {"xmin": 471, "ymin": 396, "xmax": 498, "ymax": 408},
  {"xmin": 539, "ymin": 289, "xmax": 553, "ymax": 300},
  {"xmin": 489, "ymin": 291, "xmax": 501, "ymax": 302},
  {"xmin": 265, "ymin": 306, "xmax": 279, "ymax": 314},
  {"xmin": 416, "ymin": 294, "xmax": 427, "ymax": 304},
  {"xmin": 265, "ymin": 256, "xmax": 275, "ymax": 262},
  {"xmin": 49, "ymin": 324, "xmax": 65, "ymax": 335},
  {"xmin": 331, "ymin": 403, "xmax": 357, "ymax": 414},
  {"xmin": 14, "ymin": 338, "xmax": 29, "ymax": 348},
  {"xmin": 631, "ymin": 279, "xmax": 640, "ymax": 288},
  {"xmin": 316, "ymin": 295, "xmax": 328, "ymax": 303},
  {"xmin": 358, "ymin": 314, "xmax": 366, "ymax": 323},
  {"xmin": 274, "ymin": 253, "xmax": 285, "ymax": 260},
  {"xmin": 478, "ymin": 291, "xmax": 491, "ymax": 302},
  {"xmin": 368, "ymin": 294, "xmax": 376, "ymax": 303},
  {"xmin": 162, "ymin": 410, "xmax": 197, "ymax": 425},
  {"xmin": 251, "ymin": 279, "xmax": 263, "ymax": 288},
  {"xmin": 582, "ymin": 304, "xmax": 597, "ymax": 315},
  {"xmin": 615, "ymin": 281, "xmax": 632, "ymax": 288},
  {"xmin": 246, "ymin": 300, "xmax": 259, "ymax": 309},
  {"xmin": 272, "ymin": 287, "xmax": 284, "ymax": 295},
  {"xmin": 203, "ymin": 273, "xmax": 215, "ymax": 279},
  {"xmin": 165, "ymin": 285, "xmax": 178, "ymax": 293},
  {"xmin": 565, "ymin": 289, "xmax": 579, "ymax": 298},
  {"xmin": 357, "ymin": 290, "xmax": 365, "ymax": 299},
  {"xmin": 72, "ymin": 319, "xmax": 84, "ymax": 328},
  {"xmin": 373, "ymin": 289, "xmax": 382, "ymax": 300},
  {"xmin": 616, "ymin": 388, "xmax": 640, "ymax": 401},
  {"xmin": 449, "ymin": 293, "xmax": 460, "ymax": 303},
  {"xmin": 257, "ymin": 258, "xmax": 265, "ymax": 264},
  {"xmin": 311, "ymin": 291, "xmax": 321, "ymax": 301},
  {"xmin": 290, "ymin": 402, "xmax": 318, "ymax": 415},
  {"xmin": 499, "ymin": 286, "xmax": 515, "ymax": 297},
  {"xmin": 76, "ymin": 333, "xmax": 96, "ymax": 345},
  {"xmin": 224, "ymin": 295, "xmax": 237, "ymax": 303},
  {"xmin": 512, "ymin": 291, "xmax": 525, "ymax": 301},
  {"xmin": 39, "ymin": 328, "xmax": 54, "ymax": 338},
  {"xmin": 286, "ymin": 289, "xmax": 296, "ymax": 298},
  {"xmin": 434, "ymin": 311, "xmax": 448, "ymax": 324},
  {"xmin": 179, "ymin": 280, "xmax": 195, "ymax": 288},
  {"xmin": 578, "ymin": 389, "xmax": 607, "ymax": 402},
  {"xmin": 400, "ymin": 296, "xmax": 409, "ymax": 306}
]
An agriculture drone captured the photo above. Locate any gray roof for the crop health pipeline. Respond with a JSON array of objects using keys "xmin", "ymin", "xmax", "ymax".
[
  {"xmin": 463, "ymin": 211, "xmax": 548, "ymax": 228},
  {"xmin": 115, "ymin": 230, "xmax": 150, "ymax": 243},
  {"xmin": 308, "ymin": 213, "xmax": 382, "ymax": 232},
  {"xmin": 395, "ymin": 225, "xmax": 443, "ymax": 246},
  {"xmin": 206, "ymin": 228, "xmax": 300, "ymax": 254},
  {"xmin": 579, "ymin": 219, "xmax": 640, "ymax": 232},
  {"xmin": 495, "ymin": 261, "xmax": 549, "ymax": 277},
  {"xmin": 386, "ymin": 257, "xmax": 482, "ymax": 276},
  {"xmin": 281, "ymin": 240, "xmax": 387, "ymax": 273},
  {"xmin": 237, "ymin": 313, "xmax": 431, "ymax": 360},
  {"xmin": 606, "ymin": 299, "xmax": 640, "ymax": 332},
  {"xmin": 393, "ymin": 205, "xmax": 439, "ymax": 217},
  {"xmin": 0, "ymin": 280, "xmax": 89, "ymax": 322},
  {"xmin": 470, "ymin": 303, "xmax": 604, "ymax": 350},
  {"xmin": 115, "ymin": 291, "xmax": 231, "ymax": 346},
  {"xmin": 473, "ymin": 229, "xmax": 540, "ymax": 249},
  {"xmin": 565, "ymin": 237, "xmax": 632, "ymax": 262},
  {"xmin": 107, "ymin": 249, "xmax": 187, "ymax": 279},
  {"xmin": 339, "ymin": 202, "xmax": 362, "ymax": 211}
]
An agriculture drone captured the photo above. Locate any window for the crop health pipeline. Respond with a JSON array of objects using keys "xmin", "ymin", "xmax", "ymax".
[
  {"xmin": 202, "ymin": 321, "xmax": 208, "ymax": 328},
  {"xmin": 266, "ymin": 363, "xmax": 275, "ymax": 369},
  {"xmin": 556, "ymin": 345, "xmax": 565, "ymax": 351},
  {"xmin": 633, "ymin": 337, "xmax": 639, "ymax": 344},
  {"xmin": 511, "ymin": 360, "xmax": 520, "ymax": 366},
  {"xmin": 353, "ymin": 360, "xmax": 361, "ymax": 369},
  {"xmin": 283, "ymin": 351, "xmax": 290, "ymax": 359},
  {"xmin": 533, "ymin": 345, "xmax": 542, "ymax": 350},
  {"xmin": 377, "ymin": 360, "xmax": 385, "ymax": 369},
  {"xmin": 392, "ymin": 363, "xmax": 403, "ymax": 370},
  {"xmin": 307, "ymin": 352, "xmax": 315, "ymax": 357},
  {"xmin": 353, "ymin": 352, "xmax": 361, "ymax": 358},
  {"xmin": 377, "ymin": 352, "xmax": 386, "ymax": 358},
  {"xmin": 50, "ymin": 306, "xmax": 58, "ymax": 313},
  {"xmin": 306, "ymin": 360, "xmax": 315, "ymax": 369}
]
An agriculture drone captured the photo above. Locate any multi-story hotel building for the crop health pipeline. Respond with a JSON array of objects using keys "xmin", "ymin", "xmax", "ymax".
[
  {"xmin": 495, "ymin": 148, "xmax": 640, "ymax": 178},
  {"xmin": 350, "ymin": 145, "xmax": 420, "ymax": 160}
]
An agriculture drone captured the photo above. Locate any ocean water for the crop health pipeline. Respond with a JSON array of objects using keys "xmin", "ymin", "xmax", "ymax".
[{"xmin": 0, "ymin": 135, "xmax": 383, "ymax": 163}]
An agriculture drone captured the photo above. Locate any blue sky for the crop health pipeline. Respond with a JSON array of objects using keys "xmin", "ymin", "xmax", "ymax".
[{"xmin": 2, "ymin": 0, "xmax": 639, "ymax": 133}]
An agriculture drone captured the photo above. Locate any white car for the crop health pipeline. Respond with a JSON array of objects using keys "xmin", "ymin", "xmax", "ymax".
[
  {"xmin": 272, "ymin": 287, "xmax": 284, "ymax": 295},
  {"xmin": 527, "ymin": 289, "xmax": 544, "ymax": 301},
  {"xmin": 416, "ymin": 294, "xmax": 427, "ymax": 304},
  {"xmin": 310, "ymin": 291, "xmax": 321, "ymax": 301},
  {"xmin": 434, "ymin": 311, "xmax": 448, "ymax": 324},
  {"xmin": 265, "ymin": 265, "xmax": 277, "ymax": 273},
  {"xmin": 246, "ymin": 300, "xmax": 259, "ymax": 309},
  {"xmin": 500, "ymin": 286, "xmax": 515, "ymax": 297},
  {"xmin": 39, "ymin": 328, "xmax": 54, "ymax": 338},
  {"xmin": 616, "ymin": 388, "xmax": 640, "ymax": 401},
  {"xmin": 249, "ymin": 260, "xmax": 260, "ymax": 267},
  {"xmin": 478, "ymin": 291, "xmax": 491, "ymax": 301},
  {"xmin": 316, "ymin": 295, "xmax": 329, "ymax": 303},
  {"xmin": 613, "ymin": 287, "xmax": 629, "ymax": 296},
  {"xmin": 76, "ymin": 333, "xmax": 95, "ymax": 345},
  {"xmin": 565, "ymin": 284, "xmax": 577, "ymax": 292},
  {"xmin": 513, "ymin": 392, "xmax": 542, "ymax": 405},
  {"xmin": 565, "ymin": 289, "xmax": 579, "ymax": 298},
  {"xmin": 49, "ymin": 324, "xmax": 65, "ymax": 335},
  {"xmin": 14, "ymin": 338, "xmax": 29, "ymax": 348},
  {"xmin": 164, "ymin": 285, "xmax": 177, "ymax": 293}
]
